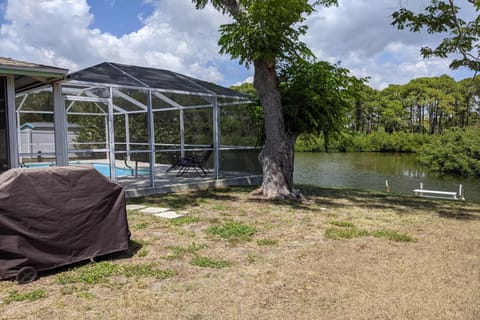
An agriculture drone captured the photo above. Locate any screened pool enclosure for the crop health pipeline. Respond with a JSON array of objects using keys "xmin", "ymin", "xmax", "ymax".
[{"xmin": 16, "ymin": 62, "xmax": 262, "ymax": 194}]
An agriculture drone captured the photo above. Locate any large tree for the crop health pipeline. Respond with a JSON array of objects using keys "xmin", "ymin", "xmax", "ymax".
[
  {"xmin": 392, "ymin": 0, "xmax": 480, "ymax": 73},
  {"xmin": 192, "ymin": 0, "xmax": 338, "ymax": 199}
]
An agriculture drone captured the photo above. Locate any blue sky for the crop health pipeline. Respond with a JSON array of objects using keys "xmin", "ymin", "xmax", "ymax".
[
  {"xmin": 88, "ymin": 0, "xmax": 154, "ymax": 37},
  {"xmin": 0, "ymin": 0, "xmax": 476, "ymax": 89}
]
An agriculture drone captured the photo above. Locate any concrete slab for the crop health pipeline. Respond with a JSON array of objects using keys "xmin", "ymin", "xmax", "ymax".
[
  {"xmin": 140, "ymin": 207, "xmax": 171, "ymax": 214},
  {"xmin": 153, "ymin": 211, "xmax": 184, "ymax": 219},
  {"xmin": 126, "ymin": 204, "xmax": 147, "ymax": 211}
]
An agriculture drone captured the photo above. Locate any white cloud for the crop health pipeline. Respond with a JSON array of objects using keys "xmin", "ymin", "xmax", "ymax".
[
  {"xmin": 0, "ymin": 0, "xmax": 475, "ymax": 89},
  {"xmin": 303, "ymin": 0, "xmax": 472, "ymax": 88},
  {"xmin": 0, "ymin": 0, "xmax": 231, "ymax": 83},
  {"xmin": 233, "ymin": 76, "xmax": 254, "ymax": 87}
]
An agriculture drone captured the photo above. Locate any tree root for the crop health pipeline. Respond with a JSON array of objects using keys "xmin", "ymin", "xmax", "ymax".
[{"xmin": 249, "ymin": 185, "xmax": 307, "ymax": 203}]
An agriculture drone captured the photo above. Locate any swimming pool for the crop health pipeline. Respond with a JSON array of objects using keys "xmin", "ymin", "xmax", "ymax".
[{"xmin": 22, "ymin": 162, "xmax": 148, "ymax": 178}]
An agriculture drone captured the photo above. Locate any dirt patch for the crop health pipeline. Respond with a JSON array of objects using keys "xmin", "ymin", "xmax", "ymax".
[{"xmin": 2, "ymin": 187, "xmax": 480, "ymax": 320}]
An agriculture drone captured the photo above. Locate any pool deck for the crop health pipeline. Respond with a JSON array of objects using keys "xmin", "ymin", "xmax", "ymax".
[{"xmin": 117, "ymin": 164, "xmax": 262, "ymax": 198}]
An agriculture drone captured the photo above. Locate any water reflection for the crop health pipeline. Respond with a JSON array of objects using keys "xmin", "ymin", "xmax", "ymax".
[{"xmin": 294, "ymin": 152, "xmax": 480, "ymax": 202}]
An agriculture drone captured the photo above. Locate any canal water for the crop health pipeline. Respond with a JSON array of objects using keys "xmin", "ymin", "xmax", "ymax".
[{"xmin": 294, "ymin": 152, "xmax": 480, "ymax": 202}]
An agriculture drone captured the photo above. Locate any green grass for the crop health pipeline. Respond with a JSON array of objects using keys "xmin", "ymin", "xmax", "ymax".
[
  {"xmin": 325, "ymin": 222, "xmax": 416, "ymax": 242},
  {"xmin": 134, "ymin": 222, "xmax": 150, "ymax": 230},
  {"xmin": 330, "ymin": 221, "xmax": 355, "ymax": 228},
  {"xmin": 166, "ymin": 243, "xmax": 207, "ymax": 260},
  {"xmin": 371, "ymin": 230, "xmax": 417, "ymax": 242},
  {"xmin": 57, "ymin": 262, "xmax": 176, "ymax": 284},
  {"xmin": 4, "ymin": 290, "xmax": 47, "ymax": 304},
  {"xmin": 207, "ymin": 222, "xmax": 257, "ymax": 241},
  {"xmin": 191, "ymin": 256, "xmax": 232, "ymax": 269},
  {"xmin": 256, "ymin": 239, "xmax": 278, "ymax": 246},
  {"xmin": 325, "ymin": 227, "xmax": 370, "ymax": 240},
  {"xmin": 170, "ymin": 216, "xmax": 200, "ymax": 226}
]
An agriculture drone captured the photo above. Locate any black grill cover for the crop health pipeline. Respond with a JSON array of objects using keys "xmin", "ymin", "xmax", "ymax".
[{"xmin": 0, "ymin": 166, "xmax": 130, "ymax": 279}]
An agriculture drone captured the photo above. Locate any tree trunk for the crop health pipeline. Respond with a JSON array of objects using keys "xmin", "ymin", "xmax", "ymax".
[{"xmin": 252, "ymin": 59, "xmax": 302, "ymax": 200}]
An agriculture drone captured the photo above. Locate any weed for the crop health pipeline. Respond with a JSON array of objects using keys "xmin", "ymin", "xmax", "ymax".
[
  {"xmin": 57, "ymin": 262, "xmax": 176, "ymax": 284},
  {"xmin": 60, "ymin": 286, "xmax": 79, "ymax": 295},
  {"xmin": 256, "ymin": 239, "xmax": 278, "ymax": 246},
  {"xmin": 247, "ymin": 254, "xmax": 258, "ymax": 263},
  {"xmin": 191, "ymin": 256, "xmax": 232, "ymax": 269},
  {"xmin": 76, "ymin": 290, "xmax": 94, "ymax": 299},
  {"xmin": 4, "ymin": 290, "xmax": 47, "ymax": 304},
  {"xmin": 170, "ymin": 216, "xmax": 200, "ymax": 226},
  {"xmin": 137, "ymin": 248, "xmax": 149, "ymax": 257},
  {"xmin": 330, "ymin": 221, "xmax": 355, "ymax": 228},
  {"xmin": 371, "ymin": 230, "xmax": 416, "ymax": 242},
  {"xmin": 325, "ymin": 227, "xmax": 369, "ymax": 240},
  {"xmin": 134, "ymin": 222, "xmax": 150, "ymax": 230},
  {"xmin": 325, "ymin": 226, "xmax": 416, "ymax": 242},
  {"xmin": 207, "ymin": 222, "xmax": 257, "ymax": 241},
  {"xmin": 166, "ymin": 243, "xmax": 207, "ymax": 259}
]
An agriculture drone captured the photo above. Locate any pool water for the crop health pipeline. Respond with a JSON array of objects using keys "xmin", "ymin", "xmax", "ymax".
[{"xmin": 22, "ymin": 162, "xmax": 148, "ymax": 178}]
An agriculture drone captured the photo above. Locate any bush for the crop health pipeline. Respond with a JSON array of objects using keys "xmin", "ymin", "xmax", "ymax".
[
  {"xmin": 417, "ymin": 128, "xmax": 480, "ymax": 177},
  {"xmin": 295, "ymin": 131, "xmax": 432, "ymax": 153}
]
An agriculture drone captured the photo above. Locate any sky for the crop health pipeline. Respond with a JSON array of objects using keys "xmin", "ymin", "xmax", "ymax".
[{"xmin": 0, "ymin": 0, "xmax": 476, "ymax": 89}]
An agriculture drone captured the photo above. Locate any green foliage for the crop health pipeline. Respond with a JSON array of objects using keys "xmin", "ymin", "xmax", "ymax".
[
  {"xmin": 191, "ymin": 256, "xmax": 232, "ymax": 268},
  {"xmin": 4, "ymin": 290, "xmax": 47, "ymax": 304},
  {"xmin": 296, "ymin": 131, "xmax": 433, "ymax": 153},
  {"xmin": 417, "ymin": 128, "xmax": 480, "ymax": 177},
  {"xmin": 210, "ymin": 0, "xmax": 338, "ymax": 66},
  {"xmin": 392, "ymin": 1, "xmax": 480, "ymax": 72},
  {"xmin": 280, "ymin": 59, "xmax": 364, "ymax": 145},
  {"xmin": 207, "ymin": 222, "xmax": 257, "ymax": 240},
  {"xmin": 349, "ymin": 131, "xmax": 433, "ymax": 153},
  {"xmin": 56, "ymin": 262, "xmax": 176, "ymax": 284}
]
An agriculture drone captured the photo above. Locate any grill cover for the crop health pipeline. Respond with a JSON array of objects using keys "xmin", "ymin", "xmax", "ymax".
[{"xmin": 0, "ymin": 166, "xmax": 130, "ymax": 279}]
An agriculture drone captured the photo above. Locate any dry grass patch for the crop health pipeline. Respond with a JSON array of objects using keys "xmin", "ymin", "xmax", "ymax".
[{"xmin": 1, "ymin": 186, "xmax": 480, "ymax": 320}]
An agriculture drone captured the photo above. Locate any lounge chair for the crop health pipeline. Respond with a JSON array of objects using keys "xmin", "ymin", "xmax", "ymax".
[{"xmin": 167, "ymin": 145, "xmax": 213, "ymax": 177}]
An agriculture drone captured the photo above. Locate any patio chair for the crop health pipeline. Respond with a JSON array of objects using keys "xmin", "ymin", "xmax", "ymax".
[{"xmin": 167, "ymin": 145, "xmax": 213, "ymax": 177}]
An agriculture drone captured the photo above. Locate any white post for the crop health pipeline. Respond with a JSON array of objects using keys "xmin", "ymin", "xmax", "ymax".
[
  {"xmin": 107, "ymin": 87, "xmax": 116, "ymax": 181},
  {"xmin": 179, "ymin": 109, "xmax": 185, "ymax": 157},
  {"xmin": 6, "ymin": 76, "xmax": 19, "ymax": 168},
  {"xmin": 212, "ymin": 96, "xmax": 220, "ymax": 180},
  {"xmin": 147, "ymin": 90, "xmax": 155, "ymax": 187},
  {"xmin": 125, "ymin": 114, "xmax": 130, "ymax": 161},
  {"xmin": 385, "ymin": 180, "xmax": 390, "ymax": 192},
  {"xmin": 459, "ymin": 184, "xmax": 465, "ymax": 200},
  {"xmin": 53, "ymin": 82, "xmax": 68, "ymax": 166},
  {"xmin": 420, "ymin": 182, "xmax": 423, "ymax": 190}
]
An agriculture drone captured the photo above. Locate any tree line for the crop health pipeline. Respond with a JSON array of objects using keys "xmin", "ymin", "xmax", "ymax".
[{"xmin": 352, "ymin": 75, "xmax": 480, "ymax": 137}]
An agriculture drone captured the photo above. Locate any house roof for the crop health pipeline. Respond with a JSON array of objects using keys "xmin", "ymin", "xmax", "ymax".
[
  {"xmin": 0, "ymin": 57, "xmax": 68, "ymax": 92},
  {"xmin": 67, "ymin": 62, "xmax": 245, "ymax": 98}
]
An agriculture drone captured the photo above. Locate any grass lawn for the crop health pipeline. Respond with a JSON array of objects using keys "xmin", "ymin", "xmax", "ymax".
[{"xmin": 1, "ymin": 186, "xmax": 480, "ymax": 319}]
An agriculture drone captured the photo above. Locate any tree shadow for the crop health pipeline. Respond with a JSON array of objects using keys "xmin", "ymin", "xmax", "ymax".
[
  {"xmin": 127, "ymin": 188, "xmax": 242, "ymax": 210},
  {"xmin": 299, "ymin": 184, "xmax": 480, "ymax": 219}
]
